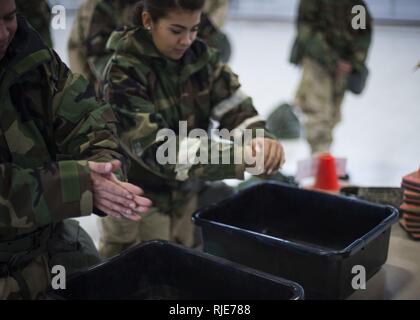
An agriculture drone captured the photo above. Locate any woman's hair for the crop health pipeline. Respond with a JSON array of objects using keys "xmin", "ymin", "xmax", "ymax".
[{"xmin": 135, "ymin": 0, "xmax": 206, "ymax": 25}]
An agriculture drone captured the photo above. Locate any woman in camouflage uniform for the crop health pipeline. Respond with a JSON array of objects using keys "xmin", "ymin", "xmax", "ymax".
[
  {"xmin": 98, "ymin": 0, "xmax": 285, "ymax": 257},
  {"xmin": 67, "ymin": 0, "xmax": 231, "ymax": 95}
]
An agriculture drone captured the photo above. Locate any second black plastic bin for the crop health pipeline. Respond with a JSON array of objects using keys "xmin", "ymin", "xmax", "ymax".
[
  {"xmin": 193, "ymin": 183, "xmax": 399, "ymax": 299},
  {"xmin": 49, "ymin": 241, "xmax": 303, "ymax": 300}
]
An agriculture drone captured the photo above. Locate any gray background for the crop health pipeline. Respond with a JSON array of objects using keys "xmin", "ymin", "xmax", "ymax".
[{"xmin": 50, "ymin": 0, "xmax": 420, "ymax": 22}]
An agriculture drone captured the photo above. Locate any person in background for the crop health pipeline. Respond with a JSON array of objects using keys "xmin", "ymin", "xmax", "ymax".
[
  {"xmin": 204, "ymin": 0, "xmax": 229, "ymax": 28},
  {"xmin": 290, "ymin": 0, "xmax": 372, "ymax": 155}
]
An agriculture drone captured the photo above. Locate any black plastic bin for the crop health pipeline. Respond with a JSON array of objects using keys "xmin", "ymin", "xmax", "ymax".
[
  {"xmin": 49, "ymin": 240, "xmax": 304, "ymax": 300},
  {"xmin": 193, "ymin": 183, "xmax": 399, "ymax": 300}
]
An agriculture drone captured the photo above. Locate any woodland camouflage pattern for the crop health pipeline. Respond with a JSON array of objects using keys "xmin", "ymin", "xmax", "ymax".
[
  {"xmin": 68, "ymin": 0, "xmax": 139, "ymax": 85},
  {"xmin": 199, "ymin": 12, "xmax": 231, "ymax": 62},
  {"xmin": 68, "ymin": 0, "xmax": 231, "ymax": 88},
  {"xmin": 292, "ymin": 0, "xmax": 372, "ymax": 74},
  {"xmin": 0, "ymin": 17, "xmax": 124, "ymax": 241},
  {"xmin": 15, "ymin": 0, "xmax": 52, "ymax": 47},
  {"xmin": 292, "ymin": 0, "xmax": 372, "ymax": 154},
  {"xmin": 102, "ymin": 26, "xmax": 274, "ymax": 205}
]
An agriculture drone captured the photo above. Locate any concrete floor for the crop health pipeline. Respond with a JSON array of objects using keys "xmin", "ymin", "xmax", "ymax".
[{"xmin": 52, "ymin": 18, "xmax": 420, "ymax": 300}]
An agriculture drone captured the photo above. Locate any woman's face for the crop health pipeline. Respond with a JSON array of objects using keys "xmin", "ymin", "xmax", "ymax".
[
  {"xmin": 143, "ymin": 9, "xmax": 202, "ymax": 60},
  {"xmin": 0, "ymin": 0, "xmax": 17, "ymax": 60}
]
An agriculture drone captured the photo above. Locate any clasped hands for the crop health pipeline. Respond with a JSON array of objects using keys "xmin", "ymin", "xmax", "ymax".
[{"xmin": 88, "ymin": 160, "xmax": 152, "ymax": 221}]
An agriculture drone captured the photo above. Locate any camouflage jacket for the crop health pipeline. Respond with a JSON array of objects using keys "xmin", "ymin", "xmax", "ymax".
[
  {"xmin": 68, "ymin": 0, "xmax": 231, "ymax": 88},
  {"xmin": 68, "ymin": 0, "xmax": 139, "ymax": 86},
  {"xmin": 102, "ymin": 27, "xmax": 274, "ymax": 197},
  {"xmin": 15, "ymin": 0, "xmax": 52, "ymax": 47},
  {"xmin": 0, "ymin": 17, "xmax": 124, "ymax": 241},
  {"xmin": 199, "ymin": 13, "xmax": 231, "ymax": 63},
  {"xmin": 291, "ymin": 0, "xmax": 372, "ymax": 74}
]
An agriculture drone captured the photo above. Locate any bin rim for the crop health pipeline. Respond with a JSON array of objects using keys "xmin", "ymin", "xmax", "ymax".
[
  {"xmin": 186, "ymin": 241, "xmax": 306, "ymax": 300},
  {"xmin": 339, "ymin": 204, "xmax": 398, "ymax": 257},
  {"xmin": 193, "ymin": 182, "xmax": 399, "ymax": 258},
  {"xmin": 56, "ymin": 240, "xmax": 305, "ymax": 300}
]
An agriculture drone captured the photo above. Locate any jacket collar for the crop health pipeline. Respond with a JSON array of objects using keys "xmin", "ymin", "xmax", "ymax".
[
  {"xmin": 108, "ymin": 26, "xmax": 213, "ymax": 81},
  {"xmin": 3, "ymin": 15, "xmax": 48, "ymax": 68}
]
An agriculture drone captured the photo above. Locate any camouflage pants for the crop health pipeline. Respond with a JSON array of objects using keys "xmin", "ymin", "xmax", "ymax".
[
  {"xmin": 98, "ymin": 194, "xmax": 198, "ymax": 259},
  {"xmin": 0, "ymin": 255, "xmax": 50, "ymax": 300},
  {"xmin": 295, "ymin": 57, "xmax": 347, "ymax": 154},
  {"xmin": 0, "ymin": 220, "xmax": 100, "ymax": 300}
]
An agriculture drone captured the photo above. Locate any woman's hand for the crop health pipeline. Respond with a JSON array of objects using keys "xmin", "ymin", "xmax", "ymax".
[{"xmin": 246, "ymin": 138, "xmax": 285, "ymax": 176}]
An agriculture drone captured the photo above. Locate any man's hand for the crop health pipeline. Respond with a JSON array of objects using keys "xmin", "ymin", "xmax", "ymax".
[
  {"xmin": 336, "ymin": 60, "xmax": 352, "ymax": 76},
  {"xmin": 107, "ymin": 160, "xmax": 152, "ymax": 213},
  {"xmin": 245, "ymin": 138, "xmax": 285, "ymax": 176},
  {"xmin": 88, "ymin": 161, "xmax": 152, "ymax": 221}
]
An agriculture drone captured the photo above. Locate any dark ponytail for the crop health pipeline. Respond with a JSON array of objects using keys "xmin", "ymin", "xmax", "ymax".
[
  {"xmin": 135, "ymin": 0, "xmax": 206, "ymax": 26},
  {"xmin": 134, "ymin": 1, "xmax": 145, "ymax": 25}
]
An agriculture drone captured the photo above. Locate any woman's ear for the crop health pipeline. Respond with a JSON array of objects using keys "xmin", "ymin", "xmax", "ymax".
[{"xmin": 142, "ymin": 11, "xmax": 152, "ymax": 30}]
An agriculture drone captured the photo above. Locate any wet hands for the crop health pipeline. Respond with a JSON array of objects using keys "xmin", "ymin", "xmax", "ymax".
[
  {"xmin": 244, "ymin": 138, "xmax": 285, "ymax": 176},
  {"xmin": 88, "ymin": 160, "xmax": 152, "ymax": 221}
]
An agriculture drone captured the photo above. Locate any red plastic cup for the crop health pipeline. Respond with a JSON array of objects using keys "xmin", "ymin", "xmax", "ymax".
[{"xmin": 313, "ymin": 154, "xmax": 340, "ymax": 192}]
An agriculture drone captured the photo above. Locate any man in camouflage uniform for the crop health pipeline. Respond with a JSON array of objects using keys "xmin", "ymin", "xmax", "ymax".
[
  {"xmin": 67, "ymin": 0, "xmax": 231, "ymax": 92},
  {"xmin": 291, "ymin": 0, "xmax": 372, "ymax": 154},
  {"xmin": 0, "ymin": 0, "xmax": 151, "ymax": 299},
  {"xmin": 15, "ymin": 0, "xmax": 52, "ymax": 47}
]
